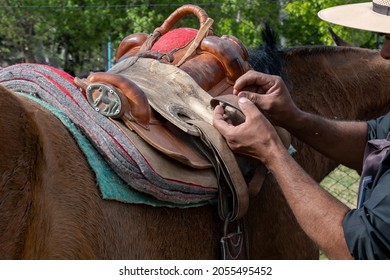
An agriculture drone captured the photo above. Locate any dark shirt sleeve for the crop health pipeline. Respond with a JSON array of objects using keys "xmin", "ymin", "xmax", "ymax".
[
  {"xmin": 366, "ymin": 113, "xmax": 390, "ymax": 141},
  {"xmin": 343, "ymin": 112, "xmax": 390, "ymax": 259},
  {"xmin": 343, "ymin": 171, "xmax": 390, "ymax": 259}
]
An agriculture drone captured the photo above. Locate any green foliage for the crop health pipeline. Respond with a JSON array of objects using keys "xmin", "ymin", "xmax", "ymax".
[
  {"xmin": 0, "ymin": 0, "xmax": 383, "ymax": 75},
  {"xmin": 282, "ymin": 0, "xmax": 379, "ymax": 48},
  {"xmin": 0, "ymin": 0, "xmax": 46, "ymax": 63},
  {"xmin": 214, "ymin": 0, "xmax": 281, "ymax": 47}
]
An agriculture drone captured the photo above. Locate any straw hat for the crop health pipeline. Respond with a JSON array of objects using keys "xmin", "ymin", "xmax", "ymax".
[{"xmin": 318, "ymin": 0, "xmax": 390, "ymax": 34}]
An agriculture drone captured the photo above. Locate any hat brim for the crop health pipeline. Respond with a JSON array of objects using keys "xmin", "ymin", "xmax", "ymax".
[{"xmin": 318, "ymin": 2, "xmax": 390, "ymax": 34}]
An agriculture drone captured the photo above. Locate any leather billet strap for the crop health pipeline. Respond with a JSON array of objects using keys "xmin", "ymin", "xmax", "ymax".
[
  {"xmin": 187, "ymin": 119, "xmax": 249, "ymax": 221},
  {"xmin": 175, "ymin": 18, "xmax": 214, "ymax": 67}
]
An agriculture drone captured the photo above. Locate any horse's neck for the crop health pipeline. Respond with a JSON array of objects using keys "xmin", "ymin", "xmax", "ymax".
[
  {"xmin": 281, "ymin": 46, "xmax": 390, "ymax": 181},
  {"xmin": 283, "ymin": 46, "xmax": 390, "ymax": 121}
]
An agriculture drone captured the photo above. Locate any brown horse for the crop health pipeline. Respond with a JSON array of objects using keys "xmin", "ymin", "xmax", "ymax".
[{"xmin": 1, "ymin": 45, "xmax": 390, "ymax": 260}]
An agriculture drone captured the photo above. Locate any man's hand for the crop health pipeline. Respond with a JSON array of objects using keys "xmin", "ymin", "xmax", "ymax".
[
  {"xmin": 233, "ymin": 70, "xmax": 301, "ymax": 127},
  {"xmin": 213, "ymin": 97, "xmax": 284, "ymax": 165}
]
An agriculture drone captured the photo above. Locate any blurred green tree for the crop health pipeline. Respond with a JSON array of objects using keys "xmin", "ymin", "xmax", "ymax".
[
  {"xmin": 281, "ymin": 0, "xmax": 379, "ymax": 48},
  {"xmin": 0, "ymin": 0, "xmax": 382, "ymax": 75}
]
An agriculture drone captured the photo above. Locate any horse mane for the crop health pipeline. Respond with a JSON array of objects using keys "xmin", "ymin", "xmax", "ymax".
[
  {"xmin": 248, "ymin": 25, "xmax": 287, "ymax": 80},
  {"xmin": 248, "ymin": 24, "xmax": 377, "ymax": 73},
  {"xmin": 281, "ymin": 45, "xmax": 373, "ymax": 57}
]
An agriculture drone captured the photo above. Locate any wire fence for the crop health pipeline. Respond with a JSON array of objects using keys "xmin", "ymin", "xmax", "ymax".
[
  {"xmin": 319, "ymin": 165, "xmax": 359, "ymax": 259},
  {"xmin": 321, "ymin": 165, "xmax": 359, "ymax": 209}
]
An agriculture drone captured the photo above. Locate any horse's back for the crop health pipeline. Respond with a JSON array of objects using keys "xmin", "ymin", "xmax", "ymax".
[
  {"xmin": 0, "ymin": 85, "xmax": 318, "ymax": 259},
  {"xmin": 0, "ymin": 86, "xmax": 41, "ymax": 259},
  {"xmin": 0, "ymin": 87, "xmax": 222, "ymax": 259},
  {"xmin": 0, "ymin": 86, "xmax": 103, "ymax": 258}
]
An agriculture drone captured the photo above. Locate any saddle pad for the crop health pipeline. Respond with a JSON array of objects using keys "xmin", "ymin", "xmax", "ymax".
[
  {"xmin": 0, "ymin": 63, "xmax": 218, "ymax": 205},
  {"xmin": 16, "ymin": 92, "xmax": 216, "ymax": 207}
]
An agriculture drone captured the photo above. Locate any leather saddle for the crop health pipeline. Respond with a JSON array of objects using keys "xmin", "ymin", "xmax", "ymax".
[{"xmin": 74, "ymin": 4, "xmax": 290, "ymax": 223}]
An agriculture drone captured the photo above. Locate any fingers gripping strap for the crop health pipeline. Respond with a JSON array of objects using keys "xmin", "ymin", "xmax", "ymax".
[{"xmin": 187, "ymin": 119, "xmax": 249, "ymax": 221}]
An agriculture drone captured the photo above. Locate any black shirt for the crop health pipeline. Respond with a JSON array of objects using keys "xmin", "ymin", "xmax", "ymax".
[{"xmin": 343, "ymin": 113, "xmax": 390, "ymax": 259}]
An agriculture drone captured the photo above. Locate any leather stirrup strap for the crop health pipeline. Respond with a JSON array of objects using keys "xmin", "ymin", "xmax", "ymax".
[
  {"xmin": 247, "ymin": 163, "xmax": 267, "ymax": 197},
  {"xmin": 220, "ymin": 216, "xmax": 249, "ymax": 259},
  {"xmin": 187, "ymin": 119, "xmax": 249, "ymax": 221}
]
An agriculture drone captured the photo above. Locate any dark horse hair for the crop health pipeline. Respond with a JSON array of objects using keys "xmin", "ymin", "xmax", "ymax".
[{"xmin": 248, "ymin": 24, "xmax": 287, "ymax": 81}]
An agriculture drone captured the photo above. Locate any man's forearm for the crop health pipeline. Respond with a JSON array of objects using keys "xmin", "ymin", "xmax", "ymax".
[
  {"xmin": 265, "ymin": 143, "xmax": 353, "ymax": 259},
  {"xmin": 284, "ymin": 110, "xmax": 368, "ymax": 171}
]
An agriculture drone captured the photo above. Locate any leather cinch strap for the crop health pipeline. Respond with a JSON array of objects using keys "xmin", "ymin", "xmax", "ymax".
[{"xmin": 187, "ymin": 119, "xmax": 249, "ymax": 221}]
